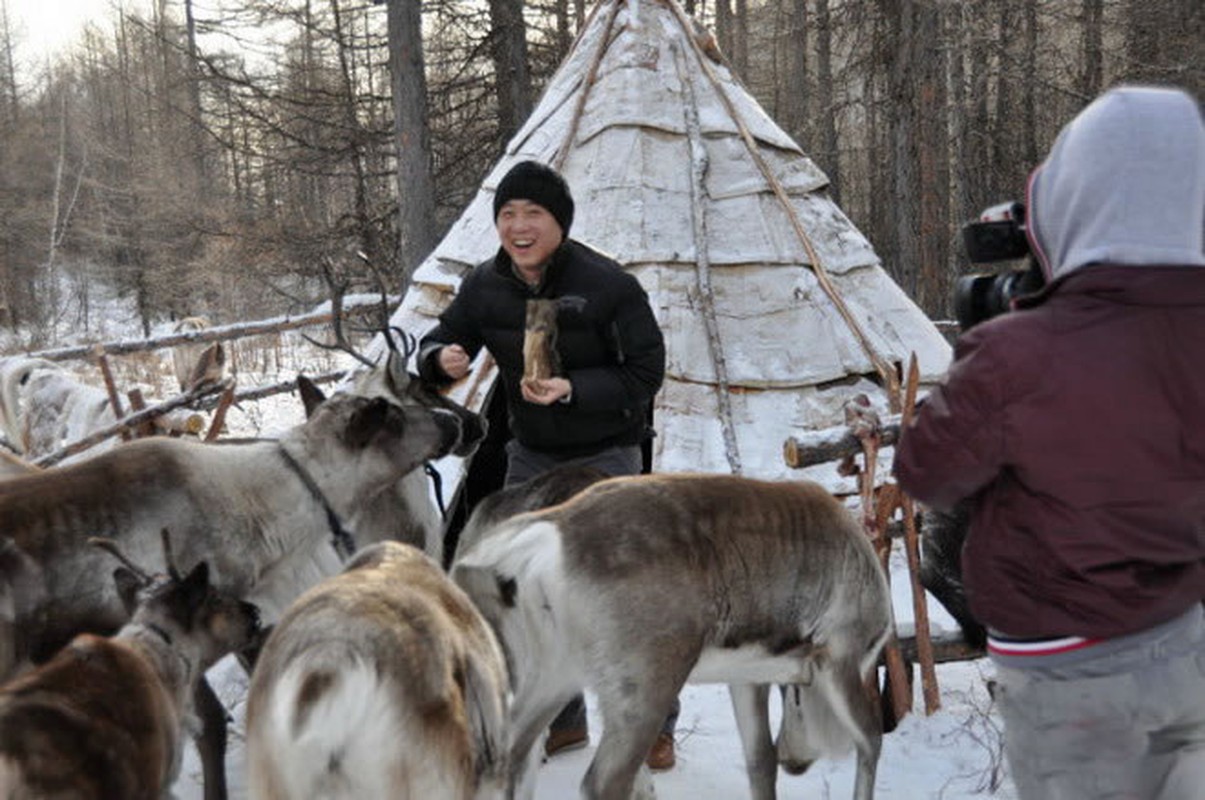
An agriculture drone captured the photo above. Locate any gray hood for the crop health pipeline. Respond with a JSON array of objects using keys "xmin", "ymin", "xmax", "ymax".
[{"xmin": 1026, "ymin": 85, "xmax": 1205, "ymax": 281}]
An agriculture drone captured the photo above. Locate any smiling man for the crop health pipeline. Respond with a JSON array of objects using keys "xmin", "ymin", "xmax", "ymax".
[{"xmin": 418, "ymin": 160, "xmax": 675, "ymax": 767}]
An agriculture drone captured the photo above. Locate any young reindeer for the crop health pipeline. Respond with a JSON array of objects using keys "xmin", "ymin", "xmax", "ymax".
[
  {"xmin": 452, "ymin": 473, "xmax": 893, "ymax": 800},
  {"xmin": 0, "ymin": 531, "xmax": 261, "ymax": 800},
  {"xmin": 246, "ymin": 540, "xmax": 509, "ymax": 800}
]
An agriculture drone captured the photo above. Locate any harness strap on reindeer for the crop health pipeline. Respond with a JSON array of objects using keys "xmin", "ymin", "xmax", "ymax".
[
  {"xmin": 424, "ymin": 463, "xmax": 448, "ymax": 519},
  {"xmin": 277, "ymin": 446, "xmax": 359, "ymax": 560}
]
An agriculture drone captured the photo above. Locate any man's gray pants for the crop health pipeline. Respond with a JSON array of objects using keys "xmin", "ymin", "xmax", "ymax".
[{"xmin": 992, "ymin": 603, "xmax": 1205, "ymax": 799}]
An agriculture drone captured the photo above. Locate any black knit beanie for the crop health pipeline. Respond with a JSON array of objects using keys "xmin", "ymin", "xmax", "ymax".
[{"xmin": 493, "ymin": 160, "xmax": 575, "ymax": 237}]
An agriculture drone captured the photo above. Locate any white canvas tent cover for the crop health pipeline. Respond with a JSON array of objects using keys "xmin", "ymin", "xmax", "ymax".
[{"xmin": 382, "ymin": 0, "xmax": 951, "ymax": 498}]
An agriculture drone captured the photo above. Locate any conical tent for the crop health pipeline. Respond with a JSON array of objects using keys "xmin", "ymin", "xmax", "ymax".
[{"xmin": 384, "ymin": 0, "xmax": 951, "ymax": 499}]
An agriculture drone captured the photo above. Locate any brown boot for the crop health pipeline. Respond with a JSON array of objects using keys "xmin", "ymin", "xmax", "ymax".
[
  {"xmin": 544, "ymin": 726, "xmax": 589, "ymax": 758},
  {"xmin": 645, "ymin": 732, "xmax": 676, "ymax": 771}
]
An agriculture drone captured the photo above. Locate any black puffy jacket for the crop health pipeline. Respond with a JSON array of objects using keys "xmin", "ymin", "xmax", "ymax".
[{"xmin": 419, "ymin": 240, "xmax": 666, "ymax": 457}]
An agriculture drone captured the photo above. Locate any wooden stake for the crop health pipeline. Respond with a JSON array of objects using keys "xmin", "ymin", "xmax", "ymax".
[
  {"xmin": 126, "ymin": 389, "xmax": 155, "ymax": 438},
  {"xmin": 206, "ymin": 385, "xmax": 236, "ymax": 442},
  {"xmin": 899, "ymin": 353, "xmax": 942, "ymax": 714},
  {"xmin": 843, "ymin": 396, "xmax": 912, "ymax": 723},
  {"xmin": 92, "ymin": 346, "xmax": 129, "ymax": 441}
]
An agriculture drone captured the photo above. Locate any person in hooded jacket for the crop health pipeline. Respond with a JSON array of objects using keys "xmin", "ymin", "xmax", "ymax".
[
  {"xmin": 894, "ymin": 85, "xmax": 1205, "ymax": 799},
  {"xmin": 419, "ymin": 160, "xmax": 678, "ymax": 770}
]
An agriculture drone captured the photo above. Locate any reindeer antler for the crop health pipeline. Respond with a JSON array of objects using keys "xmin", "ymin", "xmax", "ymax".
[
  {"xmin": 302, "ymin": 257, "xmax": 378, "ymax": 368},
  {"xmin": 88, "ymin": 537, "xmax": 153, "ymax": 584},
  {"xmin": 385, "ymin": 326, "xmax": 418, "ymax": 359},
  {"xmin": 160, "ymin": 528, "xmax": 182, "ymax": 582}
]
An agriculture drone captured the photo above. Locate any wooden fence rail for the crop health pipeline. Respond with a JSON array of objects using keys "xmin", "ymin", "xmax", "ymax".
[{"xmin": 23, "ymin": 294, "xmax": 399, "ymax": 363}]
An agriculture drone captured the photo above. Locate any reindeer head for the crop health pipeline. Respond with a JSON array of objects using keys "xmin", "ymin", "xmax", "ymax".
[
  {"xmin": 91, "ymin": 530, "xmax": 263, "ymax": 670},
  {"xmin": 297, "ymin": 326, "xmax": 486, "ymax": 461},
  {"xmin": 298, "ymin": 256, "xmax": 487, "ymax": 459}
]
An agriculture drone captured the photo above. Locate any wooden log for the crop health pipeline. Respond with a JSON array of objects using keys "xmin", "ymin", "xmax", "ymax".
[
  {"xmin": 783, "ymin": 415, "xmax": 902, "ymax": 469},
  {"xmin": 897, "ymin": 629, "xmax": 986, "ymax": 664}
]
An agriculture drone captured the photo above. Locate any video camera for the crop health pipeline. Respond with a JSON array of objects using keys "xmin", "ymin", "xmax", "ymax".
[{"xmin": 954, "ymin": 201, "xmax": 1045, "ymax": 330}]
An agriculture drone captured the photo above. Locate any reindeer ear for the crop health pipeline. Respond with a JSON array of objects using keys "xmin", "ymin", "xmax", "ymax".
[
  {"xmin": 176, "ymin": 562, "xmax": 212, "ymax": 612},
  {"xmin": 182, "ymin": 562, "xmax": 210, "ymax": 592},
  {"xmin": 297, "ymin": 375, "xmax": 326, "ymax": 418},
  {"xmin": 113, "ymin": 568, "xmax": 142, "ymax": 614},
  {"xmin": 345, "ymin": 397, "xmax": 401, "ymax": 449}
]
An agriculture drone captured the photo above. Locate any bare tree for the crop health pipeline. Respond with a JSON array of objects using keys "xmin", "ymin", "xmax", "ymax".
[
  {"xmin": 388, "ymin": 0, "xmax": 438, "ymax": 280},
  {"xmin": 814, "ymin": 0, "xmax": 840, "ymax": 204},
  {"xmin": 489, "ymin": 0, "xmax": 533, "ymax": 146},
  {"xmin": 1079, "ymin": 0, "xmax": 1103, "ymax": 99}
]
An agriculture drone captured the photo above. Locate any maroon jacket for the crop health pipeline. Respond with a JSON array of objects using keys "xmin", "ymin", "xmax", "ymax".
[{"xmin": 894, "ymin": 265, "xmax": 1205, "ymax": 640}]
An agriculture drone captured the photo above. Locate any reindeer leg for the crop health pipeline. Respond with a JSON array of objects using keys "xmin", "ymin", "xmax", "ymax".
[
  {"xmin": 729, "ymin": 683, "xmax": 776, "ymax": 800},
  {"xmin": 507, "ymin": 687, "xmax": 577, "ymax": 800},
  {"xmin": 584, "ymin": 661, "xmax": 687, "ymax": 800},
  {"xmin": 194, "ymin": 677, "xmax": 230, "ymax": 800},
  {"xmin": 824, "ymin": 660, "xmax": 883, "ymax": 800}
]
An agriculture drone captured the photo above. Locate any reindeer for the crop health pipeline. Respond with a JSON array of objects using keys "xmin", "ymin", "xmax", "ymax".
[
  {"xmin": 0, "ymin": 344, "xmax": 485, "ymax": 800},
  {"xmin": 452, "ymin": 473, "xmax": 893, "ymax": 800},
  {"xmin": 295, "ymin": 365, "xmax": 487, "ymax": 562},
  {"xmin": 246, "ymin": 540, "xmax": 509, "ymax": 800},
  {"xmin": 0, "ymin": 531, "xmax": 261, "ymax": 800},
  {"xmin": 171, "ymin": 316, "xmax": 227, "ymax": 392},
  {"xmin": 0, "ymin": 356, "xmax": 63, "ymax": 454},
  {"xmin": 0, "ymin": 355, "xmax": 199, "ymax": 462}
]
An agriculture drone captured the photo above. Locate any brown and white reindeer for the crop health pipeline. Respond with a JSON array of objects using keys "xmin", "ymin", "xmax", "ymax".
[
  {"xmin": 0, "ymin": 344, "xmax": 485, "ymax": 800},
  {"xmin": 451, "ymin": 473, "xmax": 893, "ymax": 800},
  {"xmin": 0, "ymin": 531, "xmax": 261, "ymax": 800},
  {"xmin": 246, "ymin": 540, "xmax": 509, "ymax": 800}
]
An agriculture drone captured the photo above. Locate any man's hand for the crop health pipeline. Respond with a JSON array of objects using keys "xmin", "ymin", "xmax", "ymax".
[
  {"xmin": 521, "ymin": 377, "xmax": 572, "ymax": 405},
  {"xmin": 437, "ymin": 344, "xmax": 471, "ymax": 380}
]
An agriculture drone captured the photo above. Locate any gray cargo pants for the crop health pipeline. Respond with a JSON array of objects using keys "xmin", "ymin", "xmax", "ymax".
[{"xmin": 991, "ymin": 603, "xmax": 1205, "ymax": 800}]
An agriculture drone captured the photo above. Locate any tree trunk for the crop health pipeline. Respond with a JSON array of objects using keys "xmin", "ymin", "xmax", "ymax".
[
  {"xmin": 1021, "ymin": 0, "xmax": 1038, "ymax": 169},
  {"xmin": 489, "ymin": 0, "xmax": 533, "ymax": 147},
  {"xmin": 716, "ymin": 0, "xmax": 733, "ymax": 63},
  {"xmin": 183, "ymin": 0, "xmax": 209, "ymax": 192},
  {"xmin": 733, "ymin": 0, "xmax": 749, "ymax": 77},
  {"xmin": 388, "ymin": 0, "xmax": 438, "ymax": 281},
  {"xmin": 815, "ymin": 0, "xmax": 840, "ymax": 204},
  {"xmin": 880, "ymin": 0, "xmax": 918, "ymax": 299},
  {"xmin": 781, "ymin": 0, "xmax": 808, "ymax": 146},
  {"xmin": 948, "ymin": 5, "xmax": 973, "ymax": 249},
  {"xmin": 1079, "ymin": 0, "xmax": 1103, "ymax": 98},
  {"xmin": 1, "ymin": 3, "xmax": 17, "ymax": 124},
  {"xmin": 914, "ymin": 2, "xmax": 948, "ymax": 314},
  {"xmin": 329, "ymin": 0, "xmax": 381, "ymax": 269}
]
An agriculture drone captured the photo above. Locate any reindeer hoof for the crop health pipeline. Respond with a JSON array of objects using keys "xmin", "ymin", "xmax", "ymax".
[{"xmin": 780, "ymin": 758, "xmax": 814, "ymax": 776}]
